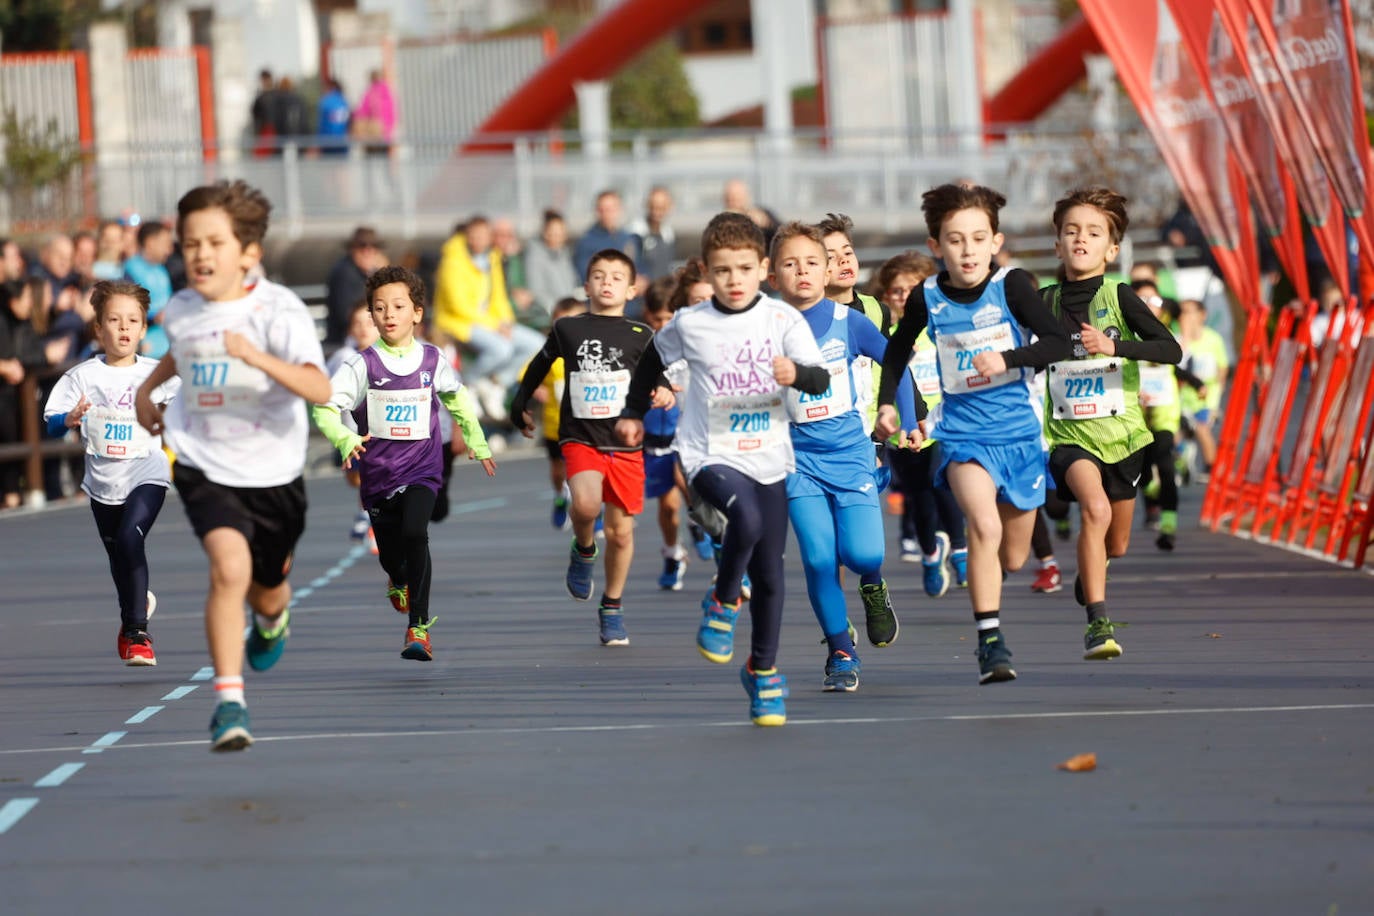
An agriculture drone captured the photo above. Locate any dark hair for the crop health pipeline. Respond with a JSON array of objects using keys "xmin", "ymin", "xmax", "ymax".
[
  {"xmin": 136, "ymin": 220, "xmax": 169, "ymax": 247},
  {"xmin": 816, "ymin": 212, "xmax": 855, "ymax": 243},
  {"xmin": 921, "ymin": 183, "xmax": 1007, "ymax": 239},
  {"xmin": 542, "ymin": 208, "xmax": 564, "ymax": 227},
  {"xmin": 366, "ymin": 265, "xmax": 426, "ymax": 308},
  {"xmin": 666, "ymin": 258, "xmax": 709, "ymax": 312},
  {"xmin": 552, "ymin": 295, "xmax": 584, "ymax": 318},
  {"xmin": 1052, "ymin": 186, "xmax": 1130, "ymax": 244},
  {"xmin": 873, "ymin": 250, "xmax": 938, "ymax": 298},
  {"xmin": 643, "ymin": 275, "xmax": 676, "ymax": 314},
  {"xmin": 90, "ymin": 279, "xmax": 151, "ymax": 322},
  {"xmin": 585, "ymin": 248, "xmax": 637, "ymax": 283},
  {"xmin": 701, "ymin": 211, "xmax": 766, "ymax": 260},
  {"xmin": 177, "ymin": 180, "xmax": 272, "ymax": 248},
  {"xmin": 346, "ymin": 226, "xmax": 383, "ymax": 251},
  {"xmin": 768, "ymin": 220, "xmax": 825, "ymax": 264}
]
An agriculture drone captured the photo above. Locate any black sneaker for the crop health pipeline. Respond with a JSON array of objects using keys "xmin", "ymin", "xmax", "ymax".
[
  {"xmin": 1083, "ymin": 618, "xmax": 1123, "ymax": 660},
  {"xmin": 1155, "ymin": 532, "xmax": 1175, "ymax": 551},
  {"xmin": 859, "ymin": 581, "xmax": 898, "ymax": 647},
  {"xmin": 976, "ymin": 634, "xmax": 1017, "ymax": 684}
]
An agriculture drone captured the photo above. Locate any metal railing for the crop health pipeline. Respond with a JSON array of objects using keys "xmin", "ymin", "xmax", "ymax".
[{"xmin": 0, "ymin": 363, "xmax": 85, "ymax": 509}]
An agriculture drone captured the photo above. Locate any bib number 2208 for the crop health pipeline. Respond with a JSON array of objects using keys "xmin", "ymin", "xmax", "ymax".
[{"xmin": 729, "ymin": 411, "xmax": 770, "ymax": 433}]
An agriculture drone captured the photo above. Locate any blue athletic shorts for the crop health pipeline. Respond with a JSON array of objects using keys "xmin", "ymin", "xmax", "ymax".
[
  {"xmin": 644, "ymin": 451, "xmax": 678, "ymax": 499},
  {"xmin": 789, "ymin": 443, "xmax": 882, "ymax": 509},
  {"xmin": 936, "ymin": 438, "xmax": 1047, "ymax": 511}
]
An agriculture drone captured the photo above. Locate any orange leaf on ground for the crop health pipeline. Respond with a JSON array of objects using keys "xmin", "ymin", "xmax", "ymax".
[
  {"xmin": 1205, "ymin": 633, "xmax": 1222, "ymax": 638},
  {"xmin": 1056, "ymin": 752, "xmax": 1097, "ymax": 772}
]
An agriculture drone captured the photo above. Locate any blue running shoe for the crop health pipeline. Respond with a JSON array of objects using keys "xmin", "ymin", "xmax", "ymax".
[
  {"xmin": 594, "ymin": 513, "xmax": 605, "ymax": 540},
  {"xmin": 657, "ymin": 554, "xmax": 687, "ymax": 591},
  {"xmin": 209, "ymin": 701, "xmax": 253, "ymax": 752},
  {"xmin": 566, "ymin": 541, "xmax": 597, "ymax": 601},
  {"xmin": 740, "ymin": 664, "xmax": 788, "ymax": 726},
  {"xmin": 245, "ymin": 608, "xmax": 290, "ymax": 672},
  {"xmin": 977, "ymin": 633, "xmax": 1017, "ymax": 684},
  {"xmin": 950, "ymin": 546, "xmax": 968, "ymax": 587},
  {"xmin": 598, "ymin": 607, "xmax": 629, "ymax": 646},
  {"xmin": 697, "ymin": 590, "xmax": 741, "ymax": 663},
  {"xmin": 739, "ymin": 573, "xmax": 752, "ymax": 602},
  {"xmin": 689, "ymin": 523, "xmax": 714, "ymax": 561},
  {"xmin": 922, "ymin": 531, "xmax": 951, "ymax": 598},
  {"xmin": 551, "ymin": 497, "xmax": 569, "ymax": 531},
  {"xmin": 823, "ymin": 649, "xmax": 861, "ymax": 692}
]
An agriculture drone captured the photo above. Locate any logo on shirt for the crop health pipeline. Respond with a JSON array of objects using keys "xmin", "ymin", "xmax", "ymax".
[
  {"xmin": 972, "ymin": 304, "xmax": 1003, "ymax": 329},
  {"xmin": 373, "ymin": 377, "xmax": 392, "ymax": 386},
  {"xmin": 420, "ymin": 371, "xmax": 432, "ymax": 387}
]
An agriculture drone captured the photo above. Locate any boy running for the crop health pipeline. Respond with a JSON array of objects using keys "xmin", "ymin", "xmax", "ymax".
[
  {"xmin": 618, "ymin": 212, "xmax": 831, "ymax": 726},
  {"xmin": 134, "ymin": 180, "xmax": 330, "ymax": 751},
  {"xmin": 875, "ymin": 183, "xmax": 1070, "ymax": 684},
  {"xmin": 510, "ymin": 250, "xmax": 660, "ymax": 647}
]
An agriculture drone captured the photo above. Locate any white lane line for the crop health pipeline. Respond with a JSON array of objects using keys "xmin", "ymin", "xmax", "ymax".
[
  {"xmin": 80, "ymin": 731, "xmax": 127, "ymax": 755},
  {"xmin": 4, "ymin": 701, "xmax": 1371, "ymax": 755},
  {"xmin": 125, "ymin": 706, "xmax": 164, "ymax": 724},
  {"xmin": 0, "ymin": 799, "xmax": 39, "ymax": 834},
  {"xmin": 190, "ymin": 667, "xmax": 213, "ymax": 681},
  {"xmin": 33, "ymin": 763, "xmax": 85, "ymax": 788},
  {"xmin": 161, "ymin": 686, "xmax": 196, "ymax": 701}
]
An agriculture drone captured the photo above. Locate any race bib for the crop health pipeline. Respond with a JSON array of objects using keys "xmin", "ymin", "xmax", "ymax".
[
  {"xmin": 788, "ymin": 359, "xmax": 851, "ymax": 424},
  {"xmin": 707, "ymin": 391, "xmax": 786, "ymax": 455},
  {"xmin": 908, "ymin": 347, "xmax": 940, "ymax": 398},
  {"xmin": 366, "ymin": 387, "xmax": 432, "ymax": 440},
  {"xmin": 1047, "ymin": 359, "xmax": 1126, "ymax": 420},
  {"xmin": 568, "ymin": 368, "xmax": 630, "ymax": 420},
  {"xmin": 1187, "ymin": 351, "xmax": 1218, "ymax": 382},
  {"xmin": 184, "ymin": 354, "xmax": 269, "ymax": 412},
  {"xmin": 83, "ymin": 406, "xmax": 153, "ymax": 460},
  {"xmin": 1137, "ymin": 363, "xmax": 1176, "ymax": 408},
  {"xmin": 936, "ymin": 322, "xmax": 1017, "ymax": 394}
]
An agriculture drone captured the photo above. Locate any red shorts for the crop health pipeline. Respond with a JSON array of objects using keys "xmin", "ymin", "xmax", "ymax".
[{"xmin": 561, "ymin": 442, "xmax": 645, "ymax": 515}]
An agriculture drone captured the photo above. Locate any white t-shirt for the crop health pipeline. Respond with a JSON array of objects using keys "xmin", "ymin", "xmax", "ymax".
[
  {"xmin": 43, "ymin": 355, "xmax": 179, "ymax": 504},
  {"xmin": 161, "ymin": 279, "xmax": 326, "ymax": 488},
  {"xmin": 326, "ymin": 341, "xmax": 466, "ymax": 414},
  {"xmin": 651, "ymin": 295, "xmax": 824, "ymax": 484}
]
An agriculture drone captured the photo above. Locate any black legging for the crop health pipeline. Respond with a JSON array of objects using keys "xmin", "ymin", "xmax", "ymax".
[
  {"xmin": 888, "ymin": 444, "xmax": 967, "ymax": 555},
  {"xmin": 691, "ymin": 464, "xmax": 788, "ymax": 671},
  {"xmin": 90, "ymin": 483, "xmax": 166, "ymax": 632},
  {"xmin": 1144, "ymin": 429, "xmax": 1179, "ymax": 512},
  {"xmin": 371, "ymin": 486, "xmax": 437, "ymax": 626}
]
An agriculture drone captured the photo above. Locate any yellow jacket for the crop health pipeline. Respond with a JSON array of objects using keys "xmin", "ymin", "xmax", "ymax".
[{"xmin": 433, "ymin": 235, "xmax": 513, "ymax": 343}]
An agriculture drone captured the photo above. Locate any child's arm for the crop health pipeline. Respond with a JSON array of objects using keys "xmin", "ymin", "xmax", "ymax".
[
  {"xmin": 134, "ymin": 353, "xmax": 179, "ymax": 434},
  {"xmin": 993, "ymin": 269, "xmax": 1071, "ymax": 374},
  {"xmin": 877, "ymin": 286, "xmax": 927, "ymax": 408},
  {"xmin": 42, "ymin": 369, "xmax": 88, "ymax": 438},
  {"xmin": 1084, "ymin": 284, "xmax": 1182, "ymax": 364},
  {"xmin": 508, "ymin": 330, "xmax": 559, "ymax": 437},
  {"xmin": 310, "ymin": 354, "xmax": 369, "ymax": 468},
  {"xmin": 223, "ymin": 330, "xmax": 331, "ymax": 404},
  {"xmin": 775, "ymin": 312, "xmax": 831, "ymax": 394},
  {"xmin": 618, "ymin": 340, "xmax": 671, "ymax": 448},
  {"xmin": 852, "ymin": 316, "xmax": 925, "ymax": 429},
  {"xmin": 438, "ymin": 387, "xmax": 497, "ymax": 476}
]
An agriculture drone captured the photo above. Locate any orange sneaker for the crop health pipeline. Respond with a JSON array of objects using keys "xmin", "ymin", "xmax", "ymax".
[
  {"xmin": 386, "ymin": 580, "xmax": 409, "ymax": 613},
  {"xmin": 400, "ymin": 619, "xmax": 434, "ymax": 661}
]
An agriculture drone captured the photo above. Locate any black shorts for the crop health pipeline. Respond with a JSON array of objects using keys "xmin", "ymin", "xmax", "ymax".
[
  {"xmin": 1049, "ymin": 444, "xmax": 1147, "ymax": 503},
  {"xmin": 173, "ymin": 463, "xmax": 307, "ymax": 588},
  {"xmin": 544, "ymin": 438, "xmax": 563, "ymax": 462}
]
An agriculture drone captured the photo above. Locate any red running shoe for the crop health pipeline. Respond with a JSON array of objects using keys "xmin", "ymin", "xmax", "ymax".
[
  {"xmin": 1030, "ymin": 562, "xmax": 1062, "ymax": 594},
  {"xmin": 117, "ymin": 629, "xmax": 157, "ymax": 666}
]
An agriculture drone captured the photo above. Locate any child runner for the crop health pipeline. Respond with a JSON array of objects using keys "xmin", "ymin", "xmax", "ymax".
[
  {"xmin": 1040, "ymin": 187, "xmax": 1180, "ymax": 658},
  {"xmin": 44, "ymin": 279, "xmax": 179, "ymax": 666},
  {"xmin": 510, "ymin": 249, "xmax": 660, "ymax": 647},
  {"xmin": 819, "ymin": 213, "xmax": 890, "ymax": 435},
  {"xmin": 134, "ymin": 179, "xmax": 331, "ymax": 751},
  {"xmin": 527, "ymin": 296, "xmax": 585, "ymax": 531},
  {"xmin": 873, "ymin": 249, "xmax": 969, "ymax": 594},
  {"xmin": 640, "ymin": 276, "xmax": 692, "ymax": 590},
  {"xmin": 618, "ymin": 211, "xmax": 831, "ymax": 725},
  {"xmin": 875, "ymin": 183, "xmax": 1070, "ymax": 684},
  {"xmin": 326, "ymin": 300, "xmax": 380, "ymax": 542},
  {"xmin": 667, "ymin": 258, "xmax": 724, "ymax": 563},
  {"xmin": 312, "ymin": 265, "xmax": 496, "ymax": 662},
  {"xmin": 1176, "ymin": 297, "xmax": 1228, "ymax": 481},
  {"xmin": 771, "ymin": 222, "xmax": 920, "ymax": 690}
]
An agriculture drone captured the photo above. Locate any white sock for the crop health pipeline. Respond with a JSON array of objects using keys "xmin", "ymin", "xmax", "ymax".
[
  {"xmin": 662, "ymin": 543, "xmax": 687, "ymax": 561},
  {"xmin": 214, "ymin": 676, "xmax": 245, "ymax": 707}
]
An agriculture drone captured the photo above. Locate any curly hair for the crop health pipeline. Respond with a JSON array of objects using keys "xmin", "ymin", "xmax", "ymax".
[{"xmin": 365, "ymin": 264, "xmax": 427, "ymax": 308}]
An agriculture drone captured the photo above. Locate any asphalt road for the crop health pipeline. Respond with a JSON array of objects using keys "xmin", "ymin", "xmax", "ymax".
[{"xmin": 2, "ymin": 452, "xmax": 1372, "ymax": 915}]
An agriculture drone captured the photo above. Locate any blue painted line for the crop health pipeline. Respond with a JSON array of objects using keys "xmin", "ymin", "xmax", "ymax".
[
  {"xmin": 310, "ymin": 577, "xmax": 329, "ymax": 588},
  {"xmin": 125, "ymin": 706, "xmax": 163, "ymax": 725},
  {"xmin": 450, "ymin": 497, "xmax": 507, "ymax": 516},
  {"xmin": 87, "ymin": 731, "xmax": 125, "ymax": 750},
  {"xmin": 190, "ymin": 667, "xmax": 213, "ymax": 681},
  {"xmin": 0, "ymin": 799, "xmax": 38, "ymax": 834},
  {"xmin": 161, "ymin": 686, "xmax": 196, "ymax": 701},
  {"xmin": 34, "ymin": 763, "xmax": 84, "ymax": 788},
  {"xmin": 295, "ymin": 588, "xmax": 314, "ymax": 600}
]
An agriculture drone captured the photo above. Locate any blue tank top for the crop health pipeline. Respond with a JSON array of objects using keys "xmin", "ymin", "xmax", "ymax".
[
  {"xmin": 925, "ymin": 268, "xmax": 1043, "ymax": 443},
  {"xmin": 351, "ymin": 345, "xmax": 444, "ymax": 507},
  {"xmin": 789, "ymin": 302, "xmax": 869, "ymax": 455}
]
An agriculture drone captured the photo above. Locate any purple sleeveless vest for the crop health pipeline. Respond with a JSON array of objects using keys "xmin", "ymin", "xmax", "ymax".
[{"xmin": 352, "ymin": 344, "xmax": 444, "ymax": 507}]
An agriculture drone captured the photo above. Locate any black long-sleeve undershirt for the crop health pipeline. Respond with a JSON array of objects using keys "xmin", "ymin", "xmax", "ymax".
[
  {"xmin": 878, "ymin": 268, "xmax": 1071, "ymax": 406},
  {"xmin": 1054, "ymin": 277, "xmax": 1182, "ymax": 365}
]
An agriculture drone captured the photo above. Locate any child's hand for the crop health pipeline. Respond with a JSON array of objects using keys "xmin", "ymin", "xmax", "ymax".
[
  {"xmin": 874, "ymin": 404, "xmax": 899, "ymax": 440},
  {"xmin": 650, "ymin": 386, "xmax": 676, "ymax": 410},
  {"xmin": 901, "ymin": 426, "xmax": 925, "ymax": 451},
  {"xmin": 772, "ymin": 356, "xmax": 797, "ymax": 386},
  {"xmin": 516, "ymin": 409, "xmax": 536, "ymax": 438},
  {"xmin": 972, "ymin": 350, "xmax": 1007, "ymax": 377},
  {"xmin": 1079, "ymin": 323, "xmax": 1116, "ymax": 356},
  {"xmin": 477, "ymin": 456, "xmax": 497, "ymax": 476},
  {"xmin": 135, "ymin": 389, "xmax": 163, "ymax": 435},
  {"xmin": 66, "ymin": 395, "xmax": 92, "ymax": 429},
  {"xmin": 223, "ymin": 330, "xmax": 261, "ymax": 366},
  {"xmin": 616, "ymin": 418, "xmax": 644, "ymax": 448},
  {"xmin": 342, "ymin": 434, "xmax": 371, "ymax": 470}
]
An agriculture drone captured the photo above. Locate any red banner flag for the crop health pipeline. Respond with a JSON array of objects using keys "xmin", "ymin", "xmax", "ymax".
[
  {"xmin": 1078, "ymin": 0, "xmax": 1260, "ymax": 307},
  {"xmin": 1165, "ymin": 0, "xmax": 1311, "ymax": 301}
]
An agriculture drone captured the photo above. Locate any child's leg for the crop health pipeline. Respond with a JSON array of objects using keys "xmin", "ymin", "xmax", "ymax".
[
  {"xmin": 997, "ymin": 502, "xmax": 1038, "ymax": 574},
  {"xmin": 1065, "ymin": 459, "xmax": 1113, "ymax": 605},
  {"xmin": 567, "ymin": 470, "xmax": 604, "ymax": 547},
  {"xmin": 371, "ymin": 493, "xmax": 409, "ymax": 591},
  {"xmin": 744, "ymin": 478, "xmax": 789, "ymax": 671},
  {"xmin": 836, "ymin": 499, "xmax": 885, "ymax": 586},
  {"xmin": 201, "ymin": 528, "xmax": 256, "ymax": 680},
  {"xmin": 788, "ymin": 492, "xmax": 850, "ymax": 645},
  {"xmin": 944, "ymin": 461, "xmax": 1005, "ymax": 613},
  {"xmin": 600, "ymin": 501, "xmax": 635, "ymax": 600},
  {"xmin": 108, "ymin": 485, "xmax": 166, "ymax": 630},
  {"xmin": 657, "ymin": 486, "xmax": 682, "ymax": 550},
  {"xmin": 374, "ymin": 488, "xmax": 437, "ymax": 625},
  {"xmin": 692, "ymin": 464, "xmax": 764, "ymax": 605},
  {"xmin": 934, "ymin": 484, "xmax": 968, "ymax": 551}
]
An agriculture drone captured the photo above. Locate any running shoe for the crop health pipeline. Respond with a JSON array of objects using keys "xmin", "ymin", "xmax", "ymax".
[
  {"xmin": 950, "ymin": 547, "xmax": 968, "ymax": 587},
  {"xmin": 1083, "ymin": 617, "xmax": 1122, "ymax": 660},
  {"xmin": 900, "ymin": 538, "xmax": 920, "ymax": 563},
  {"xmin": 1031, "ymin": 562, "xmax": 1062, "ymax": 594},
  {"xmin": 860, "ymin": 580, "xmax": 899, "ymax": 647},
  {"xmin": 551, "ymin": 497, "xmax": 569, "ymax": 531},
  {"xmin": 822, "ymin": 649, "xmax": 861, "ymax": 692},
  {"xmin": 401, "ymin": 618, "xmax": 435, "ymax": 661},
  {"xmin": 1155, "ymin": 532, "xmax": 1175, "ymax": 551},
  {"xmin": 350, "ymin": 508, "xmax": 370, "ymax": 540},
  {"xmin": 117, "ymin": 629, "xmax": 156, "ymax": 667},
  {"xmin": 739, "ymin": 573, "xmax": 752, "ymax": 602},
  {"xmin": 145, "ymin": 590, "xmax": 157, "ymax": 621},
  {"xmin": 594, "ymin": 513, "xmax": 605, "ymax": 540},
  {"xmin": 598, "ymin": 607, "xmax": 629, "ymax": 646},
  {"xmin": 740, "ymin": 664, "xmax": 788, "ymax": 726},
  {"xmin": 697, "ymin": 590, "xmax": 741, "ymax": 663},
  {"xmin": 209, "ymin": 701, "xmax": 253, "ymax": 752},
  {"xmin": 689, "ymin": 523, "xmax": 714, "ymax": 561},
  {"xmin": 245, "ymin": 608, "xmax": 290, "ymax": 672},
  {"xmin": 565, "ymin": 540, "xmax": 597, "ymax": 601},
  {"xmin": 976, "ymin": 633, "xmax": 1017, "ymax": 684},
  {"xmin": 386, "ymin": 580, "xmax": 409, "ymax": 613},
  {"xmin": 922, "ymin": 531, "xmax": 951, "ymax": 598},
  {"xmin": 1143, "ymin": 505, "xmax": 1161, "ymax": 531},
  {"xmin": 657, "ymin": 555, "xmax": 687, "ymax": 591}
]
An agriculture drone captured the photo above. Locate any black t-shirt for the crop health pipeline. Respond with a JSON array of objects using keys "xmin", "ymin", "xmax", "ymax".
[{"xmin": 511, "ymin": 312, "xmax": 656, "ymax": 451}]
